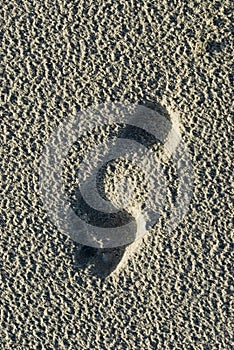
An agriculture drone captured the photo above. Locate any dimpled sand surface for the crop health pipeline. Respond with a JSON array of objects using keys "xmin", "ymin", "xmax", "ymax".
[{"xmin": 0, "ymin": 0, "xmax": 233, "ymax": 349}]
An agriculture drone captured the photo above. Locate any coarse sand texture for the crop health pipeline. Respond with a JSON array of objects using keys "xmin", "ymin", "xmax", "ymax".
[{"xmin": 1, "ymin": 1, "xmax": 233, "ymax": 349}]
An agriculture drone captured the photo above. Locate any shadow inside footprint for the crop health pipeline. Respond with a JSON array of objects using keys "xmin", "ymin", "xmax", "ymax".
[
  {"xmin": 74, "ymin": 243, "xmax": 127, "ymax": 278},
  {"xmin": 75, "ymin": 245, "xmax": 99, "ymax": 268}
]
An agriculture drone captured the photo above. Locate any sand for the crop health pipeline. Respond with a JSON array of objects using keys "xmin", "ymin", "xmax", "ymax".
[{"xmin": 1, "ymin": 0, "xmax": 233, "ymax": 349}]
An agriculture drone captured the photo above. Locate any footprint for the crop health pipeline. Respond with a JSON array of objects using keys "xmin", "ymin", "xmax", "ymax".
[{"xmin": 74, "ymin": 244, "xmax": 127, "ymax": 278}]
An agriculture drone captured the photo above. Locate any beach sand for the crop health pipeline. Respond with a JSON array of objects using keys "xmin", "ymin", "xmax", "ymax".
[{"xmin": 1, "ymin": 0, "xmax": 233, "ymax": 349}]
